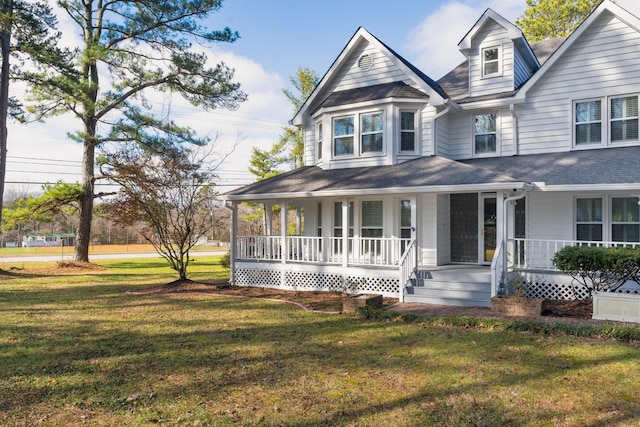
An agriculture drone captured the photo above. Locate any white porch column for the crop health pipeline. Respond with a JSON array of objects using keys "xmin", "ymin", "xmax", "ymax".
[
  {"xmin": 342, "ymin": 199, "xmax": 349, "ymax": 268},
  {"xmin": 410, "ymin": 195, "xmax": 418, "ymax": 267},
  {"xmin": 281, "ymin": 200, "xmax": 288, "ymax": 264},
  {"xmin": 228, "ymin": 201, "xmax": 238, "ymax": 285}
]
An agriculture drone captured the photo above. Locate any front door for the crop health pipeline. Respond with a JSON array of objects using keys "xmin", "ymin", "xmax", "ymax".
[
  {"xmin": 481, "ymin": 195, "xmax": 497, "ymax": 264},
  {"xmin": 450, "ymin": 193, "xmax": 497, "ymax": 264}
]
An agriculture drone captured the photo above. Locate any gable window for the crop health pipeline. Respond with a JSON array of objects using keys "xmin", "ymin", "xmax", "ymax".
[
  {"xmin": 474, "ymin": 113, "xmax": 497, "ymax": 155},
  {"xmin": 575, "ymin": 100, "xmax": 602, "ymax": 145},
  {"xmin": 400, "ymin": 111, "xmax": 416, "ymax": 152},
  {"xmin": 482, "ymin": 46, "xmax": 500, "ymax": 77},
  {"xmin": 576, "ymin": 198, "xmax": 602, "ymax": 241},
  {"xmin": 612, "ymin": 197, "xmax": 640, "ymax": 242},
  {"xmin": 333, "ymin": 116, "xmax": 354, "ymax": 156},
  {"xmin": 317, "ymin": 122, "xmax": 323, "ymax": 160},
  {"xmin": 611, "ymin": 96, "xmax": 638, "ymax": 142},
  {"xmin": 361, "ymin": 112, "xmax": 383, "ymax": 153}
]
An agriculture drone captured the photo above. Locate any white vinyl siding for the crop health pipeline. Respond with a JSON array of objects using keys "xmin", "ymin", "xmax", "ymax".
[
  {"xmin": 518, "ymin": 12, "xmax": 640, "ymax": 155},
  {"xmin": 513, "ymin": 47, "xmax": 534, "ymax": 88}
]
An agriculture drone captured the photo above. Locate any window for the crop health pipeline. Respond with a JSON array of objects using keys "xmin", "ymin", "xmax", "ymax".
[
  {"xmin": 400, "ymin": 200, "xmax": 411, "ymax": 239},
  {"xmin": 474, "ymin": 113, "xmax": 497, "ymax": 154},
  {"xmin": 576, "ymin": 198, "xmax": 603, "ymax": 241},
  {"xmin": 361, "ymin": 201, "xmax": 383, "ymax": 238},
  {"xmin": 482, "ymin": 46, "xmax": 500, "ymax": 77},
  {"xmin": 611, "ymin": 96, "xmax": 638, "ymax": 142},
  {"xmin": 575, "ymin": 100, "xmax": 602, "ymax": 145},
  {"xmin": 333, "ymin": 117, "xmax": 354, "ymax": 156},
  {"xmin": 317, "ymin": 203, "xmax": 322, "ymax": 237},
  {"xmin": 361, "ymin": 112, "xmax": 383, "ymax": 153},
  {"xmin": 400, "ymin": 111, "xmax": 416, "ymax": 152},
  {"xmin": 317, "ymin": 122, "xmax": 323, "ymax": 160},
  {"xmin": 612, "ymin": 197, "xmax": 640, "ymax": 242}
]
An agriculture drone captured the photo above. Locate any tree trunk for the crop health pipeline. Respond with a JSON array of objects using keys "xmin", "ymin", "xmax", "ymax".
[
  {"xmin": 74, "ymin": 140, "xmax": 95, "ymax": 262},
  {"xmin": 0, "ymin": 0, "xmax": 13, "ymax": 229}
]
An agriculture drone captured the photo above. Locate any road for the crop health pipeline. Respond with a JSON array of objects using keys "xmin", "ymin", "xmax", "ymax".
[{"xmin": 0, "ymin": 251, "xmax": 223, "ymax": 263}]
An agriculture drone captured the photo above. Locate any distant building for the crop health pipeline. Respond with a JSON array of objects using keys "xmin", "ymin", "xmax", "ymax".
[{"xmin": 22, "ymin": 233, "xmax": 76, "ymax": 248}]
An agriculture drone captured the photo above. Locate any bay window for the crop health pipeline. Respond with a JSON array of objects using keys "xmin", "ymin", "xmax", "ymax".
[
  {"xmin": 317, "ymin": 121, "xmax": 323, "ymax": 160},
  {"xmin": 332, "ymin": 111, "xmax": 384, "ymax": 157},
  {"xmin": 333, "ymin": 116, "xmax": 354, "ymax": 156},
  {"xmin": 400, "ymin": 111, "xmax": 416, "ymax": 152},
  {"xmin": 361, "ymin": 112, "xmax": 383, "ymax": 153}
]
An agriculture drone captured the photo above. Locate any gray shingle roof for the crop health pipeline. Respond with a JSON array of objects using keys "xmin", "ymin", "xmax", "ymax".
[
  {"xmin": 313, "ymin": 82, "xmax": 426, "ymax": 113},
  {"xmin": 224, "ymin": 147, "xmax": 640, "ymax": 200}
]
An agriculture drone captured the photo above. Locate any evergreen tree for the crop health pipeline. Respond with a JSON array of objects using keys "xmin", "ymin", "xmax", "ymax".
[{"xmin": 23, "ymin": 0, "xmax": 247, "ymax": 262}]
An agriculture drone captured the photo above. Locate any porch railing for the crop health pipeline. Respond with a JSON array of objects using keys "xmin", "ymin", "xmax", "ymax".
[
  {"xmin": 236, "ymin": 235, "xmax": 411, "ymax": 267},
  {"xmin": 398, "ymin": 239, "xmax": 417, "ymax": 303},
  {"xmin": 490, "ymin": 239, "xmax": 503, "ymax": 297},
  {"xmin": 509, "ymin": 238, "xmax": 640, "ymax": 271}
]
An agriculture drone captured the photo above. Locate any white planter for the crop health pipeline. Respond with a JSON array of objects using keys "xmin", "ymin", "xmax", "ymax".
[{"xmin": 592, "ymin": 292, "xmax": 640, "ymax": 323}]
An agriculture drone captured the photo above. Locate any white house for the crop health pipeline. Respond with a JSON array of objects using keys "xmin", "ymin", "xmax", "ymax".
[{"xmin": 221, "ymin": 0, "xmax": 640, "ymax": 313}]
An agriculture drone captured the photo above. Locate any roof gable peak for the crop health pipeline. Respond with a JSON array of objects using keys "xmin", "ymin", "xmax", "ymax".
[{"xmin": 457, "ymin": 8, "xmax": 524, "ymax": 57}]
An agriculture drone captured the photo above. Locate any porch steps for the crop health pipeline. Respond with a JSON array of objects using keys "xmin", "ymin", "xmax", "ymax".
[{"xmin": 404, "ymin": 266, "xmax": 491, "ymax": 308}]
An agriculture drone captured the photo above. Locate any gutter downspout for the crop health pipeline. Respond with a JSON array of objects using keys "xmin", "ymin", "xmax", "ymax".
[
  {"xmin": 224, "ymin": 201, "xmax": 237, "ymax": 285},
  {"xmin": 431, "ymin": 100, "xmax": 451, "ymax": 156},
  {"xmin": 510, "ymin": 103, "xmax": 519, "ymax": 156}
]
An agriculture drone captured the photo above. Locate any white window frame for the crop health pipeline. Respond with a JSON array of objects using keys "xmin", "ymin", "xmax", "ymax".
[
  {"xmin": 610, "ymin": 95, "xmax": 639, "ymax": 144},
  {"xmin": 331, "ymin": 109, "xmax": 385, "ymax": 159},
  {"xmin": 399, "ymin": 110, "xmax": 418, "ymax": 153},
  {"xmin": 473, "ymin": 112, "xmax": 498, "ymax": 157},
  {"xmin": 575, "ymin": 197, "xmax": 603, "ymax": 242},
  {"xmin": 316, "ymin": 121, "xmax": 323, "ymax": 161},
  {"xmin": 361, "ymin": 200, "xmax": 383, "ymax": 239},
  {"xmin": 574, "ymin": 98, "xmax": 603, "ymax": 147},
  {"xmin": 481, "ymin": 45, "xmax": 501, "ymax": 78},
  {"xmin": 360, "ymin": 111, "xmax": 384, "ymax": 154},
  {"xmin": 573, "ymin": 196, "xmax": 640, "ymax": 243},
  {"xmin": 611, "ymin": 197, "xmax": 640, "ymax": 243}
]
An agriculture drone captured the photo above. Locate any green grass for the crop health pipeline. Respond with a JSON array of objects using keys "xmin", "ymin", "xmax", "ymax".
[{"xmin": 1, "ymin": 257, "xmax": 639, "ymax": 426}]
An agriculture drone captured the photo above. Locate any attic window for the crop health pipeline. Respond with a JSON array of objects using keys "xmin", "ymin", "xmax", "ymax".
[
  {"xmin": 358, "ymin": 54, "xmax": 373, "ymax": 71},
  {"xmin": 482, "ymin": 46, "xmax": 500, "ymax": 77}
]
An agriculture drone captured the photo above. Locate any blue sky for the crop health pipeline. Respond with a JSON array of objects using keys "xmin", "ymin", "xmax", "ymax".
[{"xmin": 6, "ymin": 0, "xmax": 531, "ymax": 192}]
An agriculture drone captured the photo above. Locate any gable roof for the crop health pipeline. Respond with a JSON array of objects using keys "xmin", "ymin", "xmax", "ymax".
[
  {"xmin": 458, "ymin": 8, "xmax": 525, "ymax": 55},
  {"xmin": 516, "ymin": 0, "xmax": 639, "ymax": 98},
  {"xmin": 291, "ymin": 27, "xmax": 447, "ymax": 127}
]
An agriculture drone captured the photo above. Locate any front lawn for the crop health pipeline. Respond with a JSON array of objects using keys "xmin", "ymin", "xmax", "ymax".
[{"xmin": 0, "ymin": 257, "xmax": 639, "ymax": 426}]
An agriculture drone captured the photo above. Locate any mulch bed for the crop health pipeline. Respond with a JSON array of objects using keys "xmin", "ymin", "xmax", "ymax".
[{"xmin": 129, "ymin": 280, "xmax": 593, "ymax": 318}]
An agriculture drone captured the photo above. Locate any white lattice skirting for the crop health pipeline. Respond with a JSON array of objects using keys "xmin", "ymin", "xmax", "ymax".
[{"xmin": 234, "ymin": 262, "xmax": 400, "ymax": 297}]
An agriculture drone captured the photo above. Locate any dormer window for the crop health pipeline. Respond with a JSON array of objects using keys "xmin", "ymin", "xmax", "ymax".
[{"xmin": 482, "ymin": 46, "xmax": 500, "ymax": 77}]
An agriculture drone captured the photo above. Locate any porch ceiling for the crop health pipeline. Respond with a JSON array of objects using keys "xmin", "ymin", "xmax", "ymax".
[{"xmin": 221, "ymin": 155, "xmax": 526, "ymax": 201}]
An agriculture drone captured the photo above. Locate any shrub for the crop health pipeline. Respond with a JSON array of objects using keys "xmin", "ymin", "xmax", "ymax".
[
  {"xmin": 220, "ymin": 252, "xmax": 231, "ymax": 269},
  {"xmin": 552, "ymin": 245, "xmax": 640, "ymax": 296}
]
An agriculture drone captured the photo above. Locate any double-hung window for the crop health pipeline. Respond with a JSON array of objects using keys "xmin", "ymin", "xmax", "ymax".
[
  {"xmin": 361, "ymin": 201, "xmax": 383, "ymax": 238},
  {"xmin": 361, "ymin": 112, "xmax": 383, "ymax": 153},
  {"xmin": 612, "ymin": 197, "xmax": 640, "ymax": 242},
  {"xmin": 611, "ymin": 96, "xmax": 639, "ymax": 142},
  {"xmin": 575, "ymin": 100, "xmax": 602, "ymax": 145},
  {"xmin": 400, "ymin": 111, "xmax": 416, "ymax": 152},
  {"xmin": 317, "ymin": 122, "xmax": 323, "ymax": 160},
  {"xmin": 333, "ymin": 116, "xmax": 354, "ymax": 156},
  {"xmin": 482, "ymin": 46, "xmax": 500, "ymax": 77},
  {"xmin": 474, "ymin": 113, "xmax": 497, "ymax": 155},
  {"xmin": 576, "ymin": 198, "xmax": 603, "ymax": 241}
]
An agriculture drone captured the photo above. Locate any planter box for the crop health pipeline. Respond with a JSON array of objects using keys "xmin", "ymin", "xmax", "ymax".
[
  {"xmin": 491, "ymin": 296, "xmax": 545, "ymax": 316},
  {"xmin": 343, "ymin": 294, "xmax": 383, "ymax": 314},
  {"xmin": 593, "ymin": 292, "xmax": 640, "ymax": 323}
]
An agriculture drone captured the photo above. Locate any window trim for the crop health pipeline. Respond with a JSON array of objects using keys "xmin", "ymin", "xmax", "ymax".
[
  {"xmin": 572, "ymin": 94, "xmax": 640, "ymax": 149},
  {"xmin": 473, "ymin": 112, "xmax": 499, "ymax": 157},
  {"xmin": 331, "ymin": 109, "xmax": 386, "ymax": 159},
  {"xmin": 399, "ymin": 110, "xmax": 418, "ymax": 153},
  {"xmin": 481, "ymin": 45, "xmax": 501, "ymax": 78}
]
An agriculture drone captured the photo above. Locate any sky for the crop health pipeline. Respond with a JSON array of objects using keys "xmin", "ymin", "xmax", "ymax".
[{"xmin": 4, "ymin": 0, "xmax": 611, "ymax": 195}]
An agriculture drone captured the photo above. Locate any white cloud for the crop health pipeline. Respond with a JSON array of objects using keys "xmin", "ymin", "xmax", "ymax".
[{"xmin": 404, "ymin": 0, "xmax": 527, "ymax": 80}]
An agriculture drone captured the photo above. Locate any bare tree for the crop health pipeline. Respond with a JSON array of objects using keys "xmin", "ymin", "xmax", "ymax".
[{"xmin": 101, "ymin": 144, "xmax": 218, "ymax": 281}]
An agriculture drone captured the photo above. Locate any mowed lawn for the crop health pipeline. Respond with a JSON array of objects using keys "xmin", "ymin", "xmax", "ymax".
[{"xmin": 0, "ymin": 257, "xmax": 639, "ymax": 426}]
